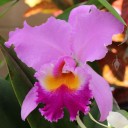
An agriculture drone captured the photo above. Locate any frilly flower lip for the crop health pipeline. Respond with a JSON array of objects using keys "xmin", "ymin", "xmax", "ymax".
[{"xmin": 5, "ymin": 5, "xmax": 124, "ymax": 122}]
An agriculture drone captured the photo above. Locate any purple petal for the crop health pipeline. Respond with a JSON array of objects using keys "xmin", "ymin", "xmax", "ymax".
[
  {"xmin": 63, "ymin": 84, "xmax": 91, "ymax": 121},
  {"xmin": 85, "ymin": 64, "xmax": 112, "ymax": 121},
  {"xmin": 69, "ymin": 5, "xmax": 124, "ymax": 62},
  {"xmin": 34, "ymin": 66, "xmax": 92, "ymax": 122},
  {"xmin": 53, "ymin": 56, "xmax": 76, "ymax": 76},
  {"xmin": 35, "ymin": 56, "xmax": 77, "ymax": 90},
  {"xmin": 5, "ymin": 17, "xmax": 72, "ymax": 71},
  {"xmin": 36, "ymin": 82, "xmax": 92, "ymax": 122},
  {"xmin": 21, "ymin": 86, "xmax": 38, "ymax": 120}
]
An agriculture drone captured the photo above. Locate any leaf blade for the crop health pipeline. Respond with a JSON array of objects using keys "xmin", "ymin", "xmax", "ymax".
[
  {"xmin": 0, "ymin": 0, "xmax": 12, "ymax": 6},
  {"xmin": 0, "ymin": 77, "xmax": 30, "ymax": 128}
]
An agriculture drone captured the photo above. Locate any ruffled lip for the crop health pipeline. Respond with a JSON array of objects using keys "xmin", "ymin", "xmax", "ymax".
[
  {"xmin": 36, "ymin": 81, "xmax": 92, "ymax": 122},
  {"xmin": 21, "ymin": 61, "xmax": 93, "ymax": 122}
]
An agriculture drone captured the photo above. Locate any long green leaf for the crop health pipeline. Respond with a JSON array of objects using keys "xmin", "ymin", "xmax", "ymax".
[
  {"xmin": 98, "ymin": 0, "xmax": 126, "ymax": 26},
  {"xmin": 0, "ymin": 78, "xmax": 30, "ymax": 128},
  {"xmin": 0, "ymin": 0, "xmax": 19, "ymax": 17},
  {"xmin": 0, "ymin": 0, "xmax": 11, "ymax": 6}
]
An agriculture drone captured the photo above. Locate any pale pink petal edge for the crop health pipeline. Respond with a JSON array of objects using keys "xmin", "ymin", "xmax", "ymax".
[{"xmin": 21, "ymin": 86, "xmax": 38, "ymax": 120}]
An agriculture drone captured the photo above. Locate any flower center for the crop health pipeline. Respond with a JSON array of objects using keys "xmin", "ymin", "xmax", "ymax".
[{"xmin": 44, "ymin": 72, "xmax": 80, "ymax": 91}]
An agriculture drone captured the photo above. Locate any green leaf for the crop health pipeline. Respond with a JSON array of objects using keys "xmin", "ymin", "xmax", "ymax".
[
  {"xmin": 97, "ymin": 0, "xmax": 126, "ymax": 26},
  {"xmin": 0, "ymin": 0, "xmax": 12, "ymax": 6},
  {"xmin": 53, "ymin": 109, "xmax": 77, "ymax": 128},
  {"xmin": 0, "ymin": 0, "xmax": 19, "ymax": 17},
  {"xmin": 0, "ymin": 37, "xmax": 78, "ymax": 128},
  {"xmin": 0, "ymin": 77, "xmax": 30, "ymax": 128},
  {"xmin": 0, "ymin": 36, "xmax": 36, "ymax": 84},
  {"xmin": 83, "ymin": 101, "xmax": 107, "ymax": 128},
  {"xmin": 57, "ymin": 5, "xmax": 77, "ymax": 20},
  {"xmin": 88, "ymin": 61, "xmax": 101, "ymax": 75}
]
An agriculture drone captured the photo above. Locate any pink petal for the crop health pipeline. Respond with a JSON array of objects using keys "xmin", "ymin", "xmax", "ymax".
[
  {"xmin": 36, "ymin": 81, "xmax": 92, "ymax": 122},
  {"xmin": 53, "ymin": 56, "xmax": 76, "ymax": 76},
  {"xmin": 35, "ymin": 56, "xmax": 77, "ymax": 88},
  {"xmin": 68, "ymin": 5, "xmax": 124, "ymax": 62},
  {"xmin": 35, "ymin": 65, "xmax": 92, "ymax": 122},
  {"xmin": 85, "ymin": 64, "xmax": 113, "ymax": 121},
  {"xmin": 21, "ymin": 86, "xmax": 38, "ymax": 120},
  {"xmin": 5, "ymin": 17, "xmax": 72, "ymax": 71},
  {"xmin": 63, "ymin": 84, "xmax": 91, "ymax": 121}
]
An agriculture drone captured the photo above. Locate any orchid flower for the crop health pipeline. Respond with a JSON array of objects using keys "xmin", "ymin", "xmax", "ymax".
[
  {"xmin": 107, "ymin": 111, "xmax": 128, "ymax": 128},
  {"xmin": 5, "ymin": 5, "xmax": 124, "ymax": 122}
]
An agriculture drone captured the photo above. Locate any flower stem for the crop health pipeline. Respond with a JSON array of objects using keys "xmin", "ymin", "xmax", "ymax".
[
  {"xmin": 88, "ymin": 113, "xmax": 110, "ymax": 128},
  {"xmin": 76, "ymin": 115, "xmax": 87, "ymax": 128}
]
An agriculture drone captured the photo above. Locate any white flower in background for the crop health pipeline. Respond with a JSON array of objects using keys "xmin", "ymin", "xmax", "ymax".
[
  {"xmin": 107, "ymin": 111, "xmax": 128, "ymax": 128},
  {"xmin": 25, "ymin": 0, "xmax": 43, "ymax": 7}
]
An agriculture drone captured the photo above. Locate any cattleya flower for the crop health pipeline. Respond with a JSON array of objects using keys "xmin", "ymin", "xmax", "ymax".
[{"xmin": 5, "ymin": 5, "xmax": 124, "ymax": 122}]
